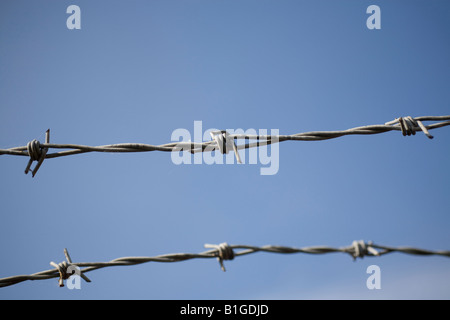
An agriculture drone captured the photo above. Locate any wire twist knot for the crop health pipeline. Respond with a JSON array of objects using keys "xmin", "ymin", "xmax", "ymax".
[
  {"xmin": 204, "ymin": 242, "xmax": 235, "ymax": 272},
  {"xmin": 27, "ymin": 140, "xmax": 43, "ymax": 161},
  {"xmin": 49, "ymin": 261, "xmax": 71, "ymax": 287},
  {"xmin": 390, "ymin": 116, "xmax": 434, "ymax": 139},
  {"xmin": 350, "ymin": 240, "xmax": 380, "ymax": 260},
  {"xmin": 398, "ymin": 116, "xmax": 417, "ymax": 136},
  {"xmin": 49, "ymin": 248, "xmax": 91, "ymax": 287},
  {"xmin": 351, "ymin": 240, "xmax": 368, "ymax": 259},
  {"xmin": 210, "ymin": 130, "xmax": 242, "ymax": 164},
  {"xmin": 24, "ymin": 130, "xmax": 50, "ymax": 177}
]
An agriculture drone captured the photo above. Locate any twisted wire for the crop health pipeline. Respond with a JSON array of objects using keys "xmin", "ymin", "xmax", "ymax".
[
  {"xmin": 0, "ymin": 241, "xmax": 449, "ymax": 288},
  {"xmin": 1, "ymin": 115, "xmax": 449, "ymax": 177}
]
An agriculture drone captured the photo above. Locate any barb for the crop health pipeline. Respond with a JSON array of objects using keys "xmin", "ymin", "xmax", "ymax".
[
  {"xmin": 49, "ymin": 248, "xmax": 91, "ymax": 287},
  {"xmin": 0, "ymin": 115, "xmax": 449, "ymax": 177},
  {"xmin": 1, "ymin": 241, "xmax": 449, "ymax": 288},
  {"xmin": 24, "ymin": 129, "xmax": 50, "ymax": 177}
]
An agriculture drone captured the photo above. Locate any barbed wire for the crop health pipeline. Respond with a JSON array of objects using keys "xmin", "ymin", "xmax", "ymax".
[
  {"xmin": 0, "ymin": 115, "xmax": 449, "ymax": 177},
  {"xmin": 0, "ymin": 241, "xmax": 449, "ymax": 288}
]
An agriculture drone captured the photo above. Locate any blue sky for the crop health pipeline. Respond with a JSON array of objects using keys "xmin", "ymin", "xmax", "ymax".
[{"xmin": 0, "ymin": 0, "xmax": 449, "ymax": 299}]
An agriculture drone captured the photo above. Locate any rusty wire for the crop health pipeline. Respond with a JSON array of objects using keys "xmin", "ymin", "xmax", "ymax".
[
  {"xmin": 0, "ymin": 241, "xmax": 449, "ymax": 288},
  {"xmin": 0, "ymin": 115, "xmax": 449, "ymax": 177}
]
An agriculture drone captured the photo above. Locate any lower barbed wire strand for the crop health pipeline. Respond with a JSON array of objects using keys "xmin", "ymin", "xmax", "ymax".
[{"xmin": 1, "ymin": 241, "xmax": 449, "ymax": 288}]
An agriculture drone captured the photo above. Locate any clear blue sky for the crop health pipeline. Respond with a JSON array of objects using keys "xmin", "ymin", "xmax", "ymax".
[{"xmin": 0, "ymin": 0, "xmax": 449, "ymax": 299}]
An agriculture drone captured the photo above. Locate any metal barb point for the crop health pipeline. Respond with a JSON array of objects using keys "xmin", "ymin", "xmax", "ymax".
[
  {"xmin": 205, "ymin": 243, "xmax": 235, "ymax": 272},
  {"xmin": 387, "ymin": 117, "xmax": 434, "ymax": 139},
  {"xmin": 210, "ymin": 131, "xmax": 242, "ymax": 164},
  {"xmin": 24, "ymin": 129, "xmax": 50, "ymax": 177},
  {"xmin": 50, "ymin": 248, "xmax": 91, "ymax": 287}
]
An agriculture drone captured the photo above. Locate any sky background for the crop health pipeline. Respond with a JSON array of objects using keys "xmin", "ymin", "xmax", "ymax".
[{"xmin": 0, "ymin": 0, "xmax": 449, "ymax": 300}]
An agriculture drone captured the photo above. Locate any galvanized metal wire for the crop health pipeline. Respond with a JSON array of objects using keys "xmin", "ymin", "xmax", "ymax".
[
  {"xmin": 1, "ymin": 116, "xmax": 449, "ymax": 289},
  {"xmin": 1, "ymin": 115, "xmax": 449, "ymax": 177},
  {"xmin": 0, "ymin": 241, "xmax": 449, "ymax": 288}
]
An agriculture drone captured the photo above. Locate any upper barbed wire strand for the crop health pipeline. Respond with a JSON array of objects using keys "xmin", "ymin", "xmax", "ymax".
[{"xmin": 1, "ymin": 115, "xmax": 450, "ymax": 176}]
